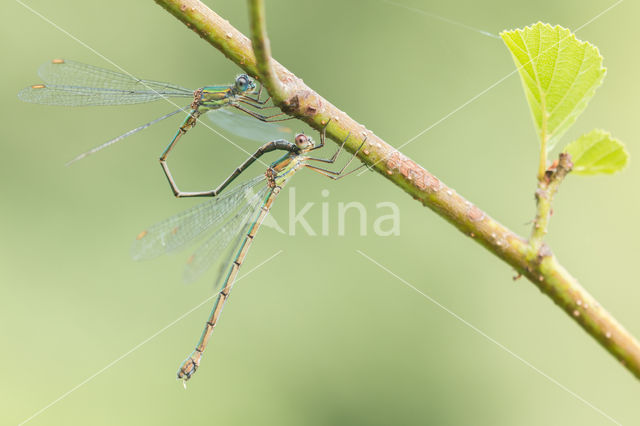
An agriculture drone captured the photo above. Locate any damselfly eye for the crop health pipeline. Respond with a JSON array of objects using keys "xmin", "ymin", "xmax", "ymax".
[
  {"xmin": 236, "ymin": 75, "xmax": 250, "ymax": 90},
  {"xmin": 295, "ymin": 134, "xmax": 307, "ymax": 145}
]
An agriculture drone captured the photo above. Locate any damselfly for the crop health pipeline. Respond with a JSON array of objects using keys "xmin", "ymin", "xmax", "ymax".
[
  {"xmin": 131, "ymin": 123, "xmax": 365, "ymax": 381},
  {"xmin": 18, "ymin": 59, "xmax": 291, "ymax": 165}
]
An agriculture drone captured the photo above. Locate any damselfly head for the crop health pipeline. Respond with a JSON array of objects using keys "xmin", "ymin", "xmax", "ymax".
[
  {"xmin": 294, "ymin": 133, "xmax": 313, "ymax": 150},
  {"xmin": 234, "ymin": 74, "xmax": 255, "ymax": 93}
]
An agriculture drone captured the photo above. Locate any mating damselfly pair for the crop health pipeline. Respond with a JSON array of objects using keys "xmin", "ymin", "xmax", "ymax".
[{"xmin": 20, "ymin": 60, "xmax": 366, "ymax": 381}]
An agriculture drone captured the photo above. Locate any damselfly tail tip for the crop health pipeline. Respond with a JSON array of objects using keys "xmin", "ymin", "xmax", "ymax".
[{"xmin": 177, "ymin": 355, "xmax": 199, "ymax": 382}]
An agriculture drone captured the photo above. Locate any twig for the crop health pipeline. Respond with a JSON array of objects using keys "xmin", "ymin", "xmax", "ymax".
[
  {"xmin": 530, "ymin": 153, "xmax": 573, "ymax": 252},
  {"xmin": 247, "ymin": 0, "xmax": 286, "ymax": 101},
  {"xmin": 154, "ymin": 0, "xmax": 640, "ymax": 380}
]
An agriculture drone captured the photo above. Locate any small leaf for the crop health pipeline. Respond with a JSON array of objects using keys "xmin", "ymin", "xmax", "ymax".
[
  {"xmin": 501, "ymin": 23, "xmax": 606, "ymax": 151},
  {"xmin": 565, "ymin": 129, "xmax": 628, "ymax": 175}
]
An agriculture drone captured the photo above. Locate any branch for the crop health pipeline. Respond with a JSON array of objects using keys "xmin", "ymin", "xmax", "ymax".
[{"xmin": 154, "ymin": 0, "xmax": 640, "ymax": 380}]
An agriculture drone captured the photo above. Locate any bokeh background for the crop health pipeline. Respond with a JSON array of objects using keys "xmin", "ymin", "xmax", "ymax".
[{"xmin": 3, "ymin": 0, "xmax": 639, "ymax": 424}]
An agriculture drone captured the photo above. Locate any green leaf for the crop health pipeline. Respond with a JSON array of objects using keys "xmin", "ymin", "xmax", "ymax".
[
  {"xmin": 565, "ymin": 129, "xmax": 628, "ymax": 175},
  {"xmin": 501, "ymin": 23, "xmax": 606, "ymax": 151}
]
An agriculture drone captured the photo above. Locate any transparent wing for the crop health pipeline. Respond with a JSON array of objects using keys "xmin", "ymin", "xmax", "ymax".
[
  {"xmin": 18, "ymin": 59, "xmax": 193, "ymax": 106},
  {"xmin": 206, "ymin": 108, "xmax": 294, "ymax": 142},
  {"xmin": 17, "ymin": 85, "xmax": 193, "ymax": 106},
  {"xmin": 131, "ymin": 175, "xmax": 265, "ymax": 261},
  {"xmin": 37, "ymin": 59, "xmax": 193, "ymax": 93},
  {"xmin": 65, "ymin": 107, "xmax": 188, "ymax": 166},
  {"xmin": 182, "ymin": 185, "xmax": 271, "ymax": 284}
]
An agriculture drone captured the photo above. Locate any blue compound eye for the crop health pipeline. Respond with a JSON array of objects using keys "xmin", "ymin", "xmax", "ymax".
[{"xmin": 237, "ymin": 75, "xmax": 249, "ymax": 91}]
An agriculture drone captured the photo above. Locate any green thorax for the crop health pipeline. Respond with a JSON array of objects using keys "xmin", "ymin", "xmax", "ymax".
[
  {"xmin": 271, "ymin": 153, "xmax": 306, "ymax": 188},
  {"xmin": 199, "ymin": 86, "xmax": 235, "ymax": 110}
]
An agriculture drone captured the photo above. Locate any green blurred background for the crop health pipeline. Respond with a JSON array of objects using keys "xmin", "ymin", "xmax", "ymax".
[{"xmin": 3, "ymin": 0, "xmax": 639, "ymax": 424}]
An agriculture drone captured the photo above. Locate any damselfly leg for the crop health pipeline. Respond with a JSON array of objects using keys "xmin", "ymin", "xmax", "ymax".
[
  {"xmin": 305, "ymin": 136, "xmax": 367, "ymax": 180},
  {"xmin": 232, "ymin": 104, "xmax": 290, "ymax": 122},
  {"xmin": 307, "ymin": 121, "xmax": 350, "ymax": 163}
]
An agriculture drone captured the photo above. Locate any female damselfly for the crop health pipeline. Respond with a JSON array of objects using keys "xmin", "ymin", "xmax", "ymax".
[
  {"xmin": 18, "ymin": 59, "xmax": 291, "ymax": 165},
  {"xmin": 131, "ymin": 123, "xmax": 365, "ymax": 381}
]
